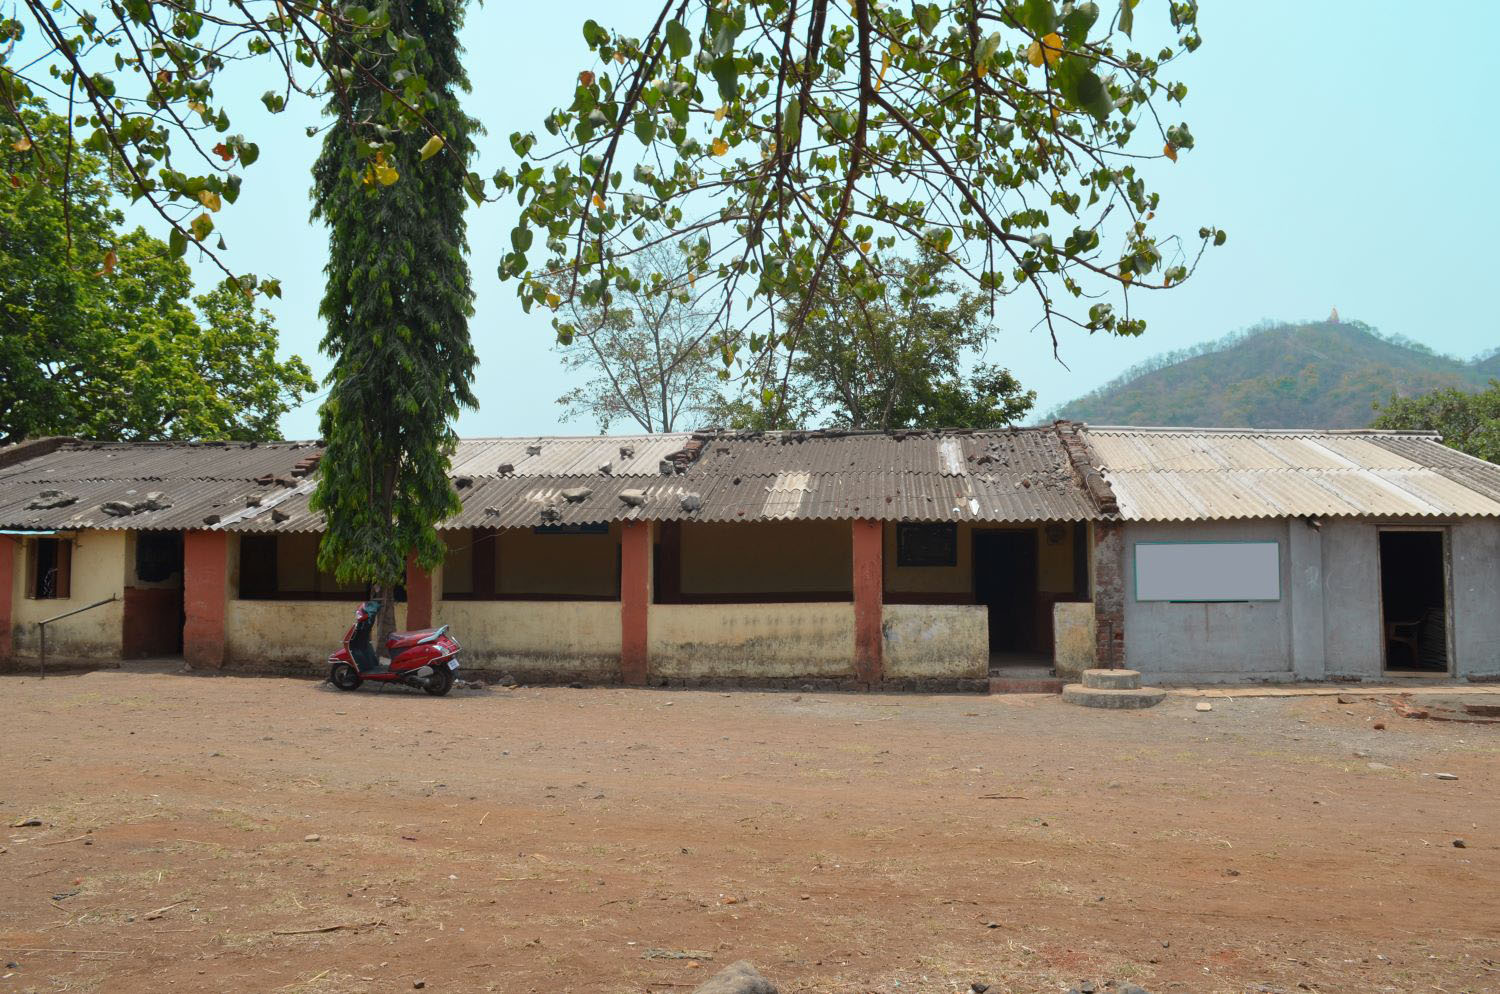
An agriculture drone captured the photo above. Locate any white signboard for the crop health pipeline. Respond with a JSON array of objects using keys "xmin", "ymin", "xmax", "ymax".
[{"xmin": 1134, "ymin": 542, "xmax": 1280, "ymax": 602}]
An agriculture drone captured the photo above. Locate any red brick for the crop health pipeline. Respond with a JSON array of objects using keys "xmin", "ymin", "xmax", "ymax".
[{"xmin": 1092, "ymin": 520, "xmax": 1125, "ymax": 668}]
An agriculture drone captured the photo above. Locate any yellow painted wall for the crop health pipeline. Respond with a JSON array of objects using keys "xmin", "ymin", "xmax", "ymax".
[
  {"xmin": 1037, "ymin": 523, "xmax": 1076, "ymax": 594},
  {"xmin": 225, "ymin": 598, "xmax": 406, "ymax": 672},
  {"xmin": 679, "ymin": 520, "xmax": 851, "ymax": 595},
  {"xmin": 497, "ymin": 525, "xmax": 619, "ymax": 597},
  {"xmin": 648, "ymin": 602, "xmax": 855, "ymax": 678},
  {"xmin": 1053, "ymin": 601, "xmax": 1096, "ymax": 678},
  {"xmin": 434, "ymin": 600, "xmax": 621, "ymax": 679},
  {"xmin": 884, "ymin": 522, "xmax": 973, "ymax": 595},
  {"xmin": 882, "ymin": 603, "xmax": 988, "ymax": 679},
  {"xmin": 9, "ymin": 530, "xmax": 127, "ymax": 659}
]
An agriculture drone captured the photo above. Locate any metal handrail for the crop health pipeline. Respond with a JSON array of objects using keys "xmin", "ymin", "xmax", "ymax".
[{"xmin": 37, "ymin": 594, "xmax": 117, "ymax": 679}]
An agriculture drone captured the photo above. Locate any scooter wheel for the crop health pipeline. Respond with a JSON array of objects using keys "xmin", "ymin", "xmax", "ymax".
[
  {"xmin": 329, "ymin": 663, "xmax": 362, "ymax": 691},
  {"xmin": 423, "ymin": 665, "xmax": 454, "ymax": 697}
]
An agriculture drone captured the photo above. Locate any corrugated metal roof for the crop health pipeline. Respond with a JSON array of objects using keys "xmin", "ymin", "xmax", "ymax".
[
  {"xmin": 0, "ymin": 428, "xmax": 1101, "ymax": 533},
  {"xmin": 448, "ymin": 434, "xmax": 694, "ymax": 478},
  {"xmin": 0, "ymin": 441, "xmax": 321, "ymax": 484},
  {"xmin": 1084, "ymin": 427, "xmax": 1500, "ymax": 521}
]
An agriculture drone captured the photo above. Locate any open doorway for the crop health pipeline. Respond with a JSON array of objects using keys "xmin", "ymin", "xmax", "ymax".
[
  {"xmin": 1378, "ymin": 529, "xmax": 1448, "ymax": 673},
  {"xmin": 122, "ymin": 531, "xmax": 185, "ymax": 658},
  {"xmin": 973, "ymin": 529, "xmax": 1040, "ymax": 663}
]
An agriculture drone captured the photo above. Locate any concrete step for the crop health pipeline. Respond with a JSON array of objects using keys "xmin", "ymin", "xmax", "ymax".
[
  {"xmin": 1062, "ymin": 684, "xmax": 1167, "ymax": 709},
  {"xmin": 1082, "ymin": 668, "xmax": 1141, "ymax": 691},
  {"xmin": 989, "ymin": 675, "xmax": 1066, "ymax": 695}
]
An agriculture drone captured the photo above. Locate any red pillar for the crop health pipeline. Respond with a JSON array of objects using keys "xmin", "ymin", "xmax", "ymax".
[
  {"xmin": 0, "ymin": 537, "xmax": 14, "ymax": 668},
  {"xmin": 405, "ymin": 552, "xmax": 433, "ymax": 630},
  {"xmin": 852, "ymin": 519, "xmax": 884, "ymax": 687},
  {"xmin": 620, "ymin": 520, "xmax": 651, "ymax": 686},
  {"xmin": 183, "ymin": 530, "xmax": 228, "ymax": 669}
]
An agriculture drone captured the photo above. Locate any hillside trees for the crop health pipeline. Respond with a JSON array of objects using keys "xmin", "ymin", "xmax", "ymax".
[
  {"xmin": 0, "ymin": 106, "xmax": 313, "ymax": 445},
  {"xmin": 1372, "ymin": 383, "xmax": 1500, "ymax": 464}
]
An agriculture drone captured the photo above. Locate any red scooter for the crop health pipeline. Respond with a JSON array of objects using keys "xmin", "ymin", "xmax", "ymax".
[{"xmin": 328, "ymin": 600, "xmax": 461, "ymax": 696}]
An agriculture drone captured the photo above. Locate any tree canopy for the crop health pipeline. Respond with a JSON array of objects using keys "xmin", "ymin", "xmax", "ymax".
[
  {"xmin": 308, "ymin": 0, "xmax": 477, "ymax": 600},
  {"xmin": 1372, "ymin": 382, "xmax": 1500, "ymax": 465},
  {"xmin": 553, "ymin": 244, "xmax": 723, "ymax": 433},
  {"xmin": 721, "ymin": 249, "xmax": 1034, "ymax": 430},
  {"xmin": 503, "ymin": 0, "xmax": 1219, "ymax": 421},
  {"xmin": 0, "ymin": 105, "xmax": 314, "ymax": 445}
]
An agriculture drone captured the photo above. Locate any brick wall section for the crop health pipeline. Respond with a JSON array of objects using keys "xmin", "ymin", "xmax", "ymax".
[
  {"xmin": 183, "ymin": 530, "xmax": 228, "ymax": 669},
  {"xmin": 0, "ymin": 537, "xmax": 13, "ymax": 669},
  {"xmin": 1093, "ymin": 520, "xmax": 1125, "ymax": 668},
  {"xmin": 852, "ymin": 518, "xmax": 884, "ymax": 686},
  {"xmin": 405, "ymin": 552, "xmax": 433, "ymax": 630},
  {"xmin": 620, "ymin": 520, "xmax": 651, "ymax": 686}
]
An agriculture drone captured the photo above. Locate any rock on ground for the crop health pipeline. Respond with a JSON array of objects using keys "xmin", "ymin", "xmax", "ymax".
[{"xmin": 691, "ymin": 961, "xmax": 777, "ymax": 994}]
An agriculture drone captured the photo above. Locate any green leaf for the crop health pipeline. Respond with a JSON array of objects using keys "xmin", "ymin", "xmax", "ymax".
[
  {"xmin": 664, "ymin": 19, "xmax": 692, "ymax": 60},
  {"xmin": 912, "ymin": 2, "xmax": 940, "ymax": 35},
  {"xmin": 511, "ymin": 226, "xmax": 533, "ymax": 252},
  {"xmin": 1057, "ymin": 56, "xmax": 1111, "ymax": 121},
  {"xmin": 710, "ymin": 55, "xmax": 738, "ymax": 102},
  {"xmin": 1118, "ymin": 0, "xmax": 1135, "ymax": 37},
  {"xmin": 781, "ymin": 96, "xmax": 802, "ymax": 147},
  {"xmin": 1021, "ymin": 0, "xmax": 1056, "ymax": 35},
  {"xmin": 976, "ymin": 32, "xmax": 1003, "ymax": 70},
  {"xmin": 581, "ymin": 18, "xmax": 608, "ymax": 47},
  {"xmin": 1061, "ymin": 1, "xmax": 1099, "ymax": 40},
  {"xmin": 168, "ymin": 226, "xmax": 187, "ymax": 257},
  {"xmin": 633, "ymin": 113, "xmax": 656, "ymax": 145},
  {"xmin": 237, "ymin": 141, "xmax": 259, "ymax": 166}
]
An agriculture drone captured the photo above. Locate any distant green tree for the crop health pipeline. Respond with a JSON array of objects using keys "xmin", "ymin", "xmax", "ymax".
[
  {"xmin": 1372, "ymin": 382, "xmax": 1500, "ymax": 464},
  {"xmin": 309, "ymin": 0, "xmax": 477, "ymax": 632},
  {"xmin": 0, "ymin": 105, "xmax": 314, "ymax": 445},
  {"xmin": 727, "ymin": 251, "xmax": 1034, "ymax": 431}
]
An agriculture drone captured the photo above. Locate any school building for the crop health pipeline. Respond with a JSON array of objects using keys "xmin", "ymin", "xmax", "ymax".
[{"xmin": 3, "ymin": 424, "xmax": 1498, "ymax": 688}]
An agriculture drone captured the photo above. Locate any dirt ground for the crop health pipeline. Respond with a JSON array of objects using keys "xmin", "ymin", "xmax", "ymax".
[{"xmin": 2, "ymin": 670, "xmax": 1498, "ymax": 994}]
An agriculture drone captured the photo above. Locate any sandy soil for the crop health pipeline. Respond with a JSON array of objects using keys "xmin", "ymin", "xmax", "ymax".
[{"xmin": 2, "ymin": 669, "xmax": 1498, "ymax": 994}]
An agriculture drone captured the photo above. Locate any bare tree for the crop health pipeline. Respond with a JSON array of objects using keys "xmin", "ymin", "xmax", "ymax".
[{"xmin": 554, "ymin": 244, "xmax": 722, "ymax": 433}]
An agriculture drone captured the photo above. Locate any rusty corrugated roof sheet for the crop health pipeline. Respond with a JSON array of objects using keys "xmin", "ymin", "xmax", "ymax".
[
  {"xmin": 1083, "ymin": 427, "xmax": 1500, "ymax": 521},
  {"xmin": 0, "ymin": 428, "xmax": 1100, "ymax": 532},
  {"xmin": 448, "ymin": 434, "xmax": 695, "ymax": 478}
]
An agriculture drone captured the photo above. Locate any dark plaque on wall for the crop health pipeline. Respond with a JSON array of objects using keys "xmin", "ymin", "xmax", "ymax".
[{"xmin": 896, "ymin": 522, "xmax": 957, "ymax": 567}]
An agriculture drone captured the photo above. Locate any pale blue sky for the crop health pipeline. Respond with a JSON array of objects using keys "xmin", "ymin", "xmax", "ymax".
[{"xmin": 157, "ymin": 2, "xmax": 1500, "ymax": 439}]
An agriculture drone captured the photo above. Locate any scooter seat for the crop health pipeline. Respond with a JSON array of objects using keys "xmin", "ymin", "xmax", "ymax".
[{"xmin": 387, "ymin": 627, "xmax": 444, "ymax": 646}]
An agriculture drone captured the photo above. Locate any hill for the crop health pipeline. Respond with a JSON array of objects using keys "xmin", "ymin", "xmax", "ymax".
[{"xmin": 1047, "ymin": 319, "xmax": 1498, "ymax": 428}]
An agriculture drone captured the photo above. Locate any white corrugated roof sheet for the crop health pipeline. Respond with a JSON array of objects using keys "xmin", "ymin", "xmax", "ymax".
[{"xmin": 1084, "ymin": 427, "xmax": 1500, "ymax": 521}]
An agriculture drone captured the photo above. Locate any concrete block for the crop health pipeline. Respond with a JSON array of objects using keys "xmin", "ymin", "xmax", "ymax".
[
  {"xmin": 1061, "ymin": 684, "xmax": 1166, "ymax": 709},
  {"xmin": 1082, "ymin": 667, "xmax": 1140, "ymax": 690}
]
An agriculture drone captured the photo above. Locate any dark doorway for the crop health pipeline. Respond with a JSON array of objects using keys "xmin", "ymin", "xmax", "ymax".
[
  {"xmin": 973, "ymin": 529, "xmax": 1039, "ymax": 653},
  {"xmin": 123, "ymin": 531, "xmax": 185, "ymax": 657},
  {"xmin": 1378, "ymin": 530, "xmax": 1448, "ymax": 673}
]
